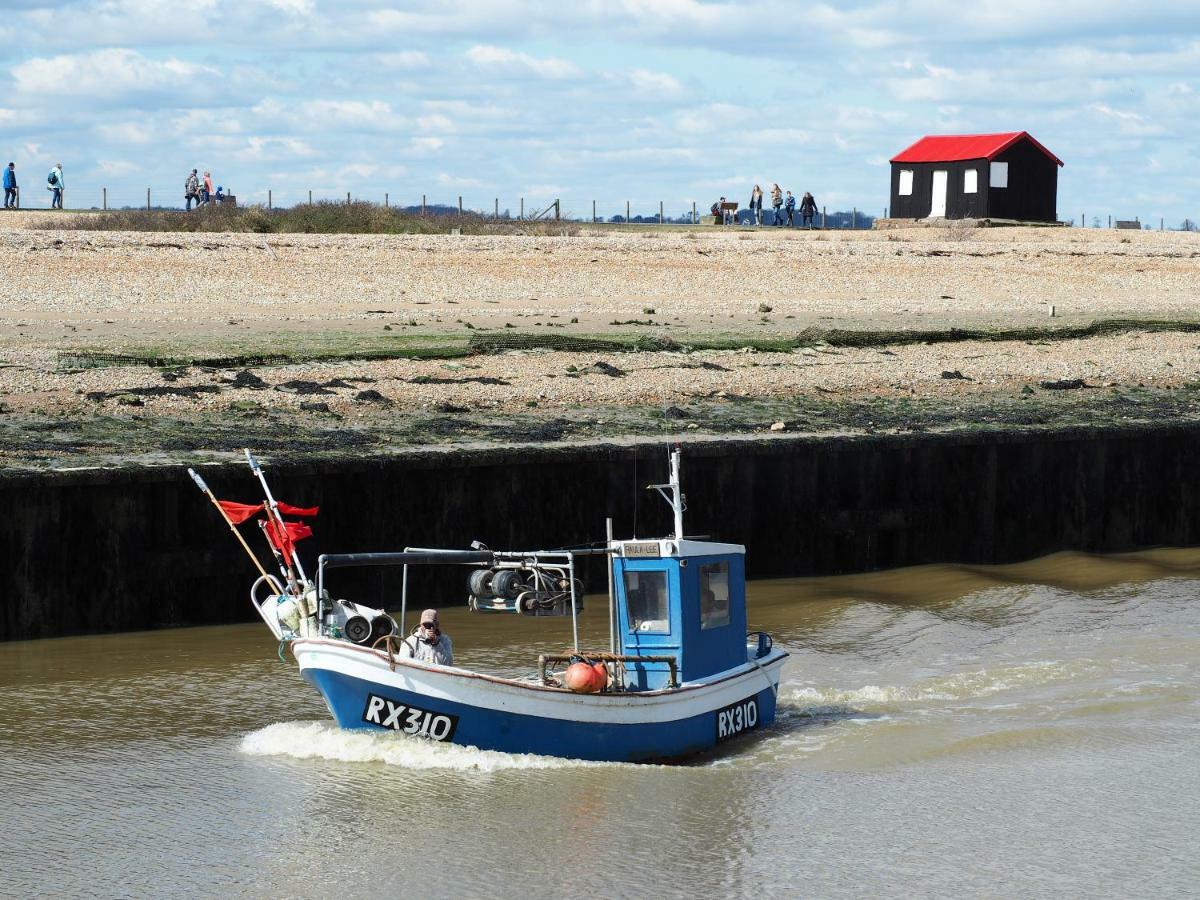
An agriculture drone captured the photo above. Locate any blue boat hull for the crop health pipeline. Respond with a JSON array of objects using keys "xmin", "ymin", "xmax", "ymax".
[{"xmin": 302, "ymin": 666, "xmax": 780, "ymax": 763}]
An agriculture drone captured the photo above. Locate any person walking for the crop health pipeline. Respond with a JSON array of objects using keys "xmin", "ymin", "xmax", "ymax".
[
  {"xmin": 749, "ymin": 184, "xmax": 764, "ymax": 225},
  {"xmin": 201, "ymin": 171, "xmax": 213, "ymax": 206},
  {"xmin": 800, "ymin": 191, "xmax": 817, "ymax": 228},
  {"xmin": 47, "ymin": 163, "xmax": 64, "ymax": 209},
  {"xmin": 3, "ymin": 163, "xmax": 17, "ymax": 209},
  {"xmin": 770, "ymin": 183, "xmax": 783, "ymax": 226},
  {"xmin": 185, "ymin": 169, "xmax": 200, "ymax": 210},
  {"xmin": 784, "ymin": 191, "xmax": 796, "ymax": 226}
]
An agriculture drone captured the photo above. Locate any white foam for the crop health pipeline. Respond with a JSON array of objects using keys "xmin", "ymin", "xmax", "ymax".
[
  {"xmin": 240, "ymin": 721, "xmax": 618, "ymax": 771},
  {"xmin": 780, "ymin": 659, "xmax": 1093, "ymax": 708}
]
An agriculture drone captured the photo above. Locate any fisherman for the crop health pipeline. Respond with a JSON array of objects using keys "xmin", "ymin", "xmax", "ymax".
[{"xmin": 400, "ymin": 609, "xmax": 454, "ymax": 666}]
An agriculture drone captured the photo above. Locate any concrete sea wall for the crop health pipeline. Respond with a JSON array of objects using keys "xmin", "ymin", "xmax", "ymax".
[{"xmin": 4, "ymin": 424, "xmax": 1199, "ymax": 641}]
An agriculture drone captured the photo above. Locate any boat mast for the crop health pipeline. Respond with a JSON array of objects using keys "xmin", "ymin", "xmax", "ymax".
[{"xmin": 649, "ymin": 446, "xmax": 685, "ymax": 541}]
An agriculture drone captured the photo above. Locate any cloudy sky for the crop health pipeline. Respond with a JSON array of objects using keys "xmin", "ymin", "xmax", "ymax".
[{"xmin": 1, "ymin": 0, "xmax": 1197, "ymax": 222}]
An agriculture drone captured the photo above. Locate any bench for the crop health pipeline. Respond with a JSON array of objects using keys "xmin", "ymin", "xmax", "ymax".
[{"xmin": 713, "ymin": 201, "xmax": 738, "ymax": 225}]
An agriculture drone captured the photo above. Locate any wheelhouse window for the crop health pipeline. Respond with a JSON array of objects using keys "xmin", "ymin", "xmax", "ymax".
[
  {"xmin": 990, "ymin": 162, "xmax": 1009, "ymax": 188},
  {"xmin": 624, "ymin": 570, "xmax": 669, "ymax": 633},
  {"xmin": 699, "ymin": 562, "xmax": 730, "ymax": 630},
  {"xmin": 898, "ymin": 169, "xmax": 914, "ymax": 196},
  {"xmin": 964, "ymin": 169, "xmax": 978, "ymax": 194}
]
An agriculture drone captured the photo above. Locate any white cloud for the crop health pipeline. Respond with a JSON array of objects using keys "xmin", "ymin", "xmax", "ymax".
[
  {"xmin": 464, "ymin": 45, "xmax": 580, "ymax": 79},
  {"xmin": 624, "ymin": 69, "xmax": 684, "ymax": 96},
  {"xmin": 12, "ymin": 49, "xmax": 218, "ymax": 101}
]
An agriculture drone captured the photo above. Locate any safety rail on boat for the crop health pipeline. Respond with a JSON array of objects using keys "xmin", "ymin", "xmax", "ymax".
[
  {"xmin": 538, "ymin": 652, "xmax": 680, "ymax": 691},
  {"xmin": 250, "ymin": 573, "xmax": 287, "ymax": 640},
  {"xmin": 316, "ymin": 546, "xmax": 610, "ymax": 654}
]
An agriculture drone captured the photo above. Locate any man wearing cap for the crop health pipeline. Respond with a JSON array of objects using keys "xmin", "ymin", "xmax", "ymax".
[{"xmin": 399, "ymin": 609, "xmax": 454, "ymax": 666}]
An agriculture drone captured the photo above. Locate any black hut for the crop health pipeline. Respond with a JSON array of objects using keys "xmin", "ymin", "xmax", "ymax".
[{"xmin": 889, "ymin": 131, "xmax": 1063, "ymax": 222}]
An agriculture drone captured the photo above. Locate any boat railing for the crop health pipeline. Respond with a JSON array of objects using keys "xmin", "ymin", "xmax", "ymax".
[
  {"xmin": 538, "ymin": 652, "xmax": 679, "ymax": 691},
  {"xmin": 250, "ymin": 573, "xmax": 287, "ymax": 640}
]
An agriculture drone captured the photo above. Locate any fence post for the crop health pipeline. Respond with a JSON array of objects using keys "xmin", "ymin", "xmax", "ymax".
[
  {"xmin": 146, "ymin": 188, "xmax": 150, "ymax": 211},
  {"xmin": 554, "ymin": 199, "xmax": 560, "ymax": 221},
  {"xmin": 386, "ymin": 193, "xmax": 389, "ymax": 208},
  {"xmin": 822, "ymin": 206, "xmax": 826, "ymax": 229},
  {"xmin": 659, "ymin": 200, "xmax": 663, "ymax": 224},
  {"xmin": 1108, "ymin": 215, "xmax": 1111, "ymax": 228},
  {"xmin": 519, "ymin": 197, "xmax": 523, "ymax": 220},
  {"xmin": 592, "ymin": 199, "xmax": 596, "ymax": 223},
  {"xmin": 309, "ymin": 190, "xmax": 312, "ymax": 205},
  {"xmin": 346, "ymin": 192, "xmax": 351, "ymax": 205},
  {"xmin": 268, "ymin": 189, "xmax": 272, "ymax": 210},
  {"xmin": 458, "ymin": 195, "xmax": 463, "ymax": 216},
  {"xmin": 494, "ymin": 197, "xmax": 498, "ymax": 219},
  {"xmin": 422, "ymin": 194, "xmax": 426, "ymax": 215},
  {"xmin": 102, "ymin": 187, "xmax": 107, "ymax": 211},
  {"xmin": 626, "ymin": 200, "xmax": 630, "ymax": 222},
  {"xmin": 852, "ymin": 207, "xmax": 857, "ymax": 229},
  {"xmin": 1160, "ymin": 217, "xmax": 1164, "ymax": 231}
]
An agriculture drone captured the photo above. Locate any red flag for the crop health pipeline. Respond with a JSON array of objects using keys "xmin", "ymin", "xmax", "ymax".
[
  {"xmin": 217, "ymin": 500, "xmax": 264, "ymax": 525},
  {"xmin": 277, "ymin": 502, "xmax": 319, "ymax": 517},
  {"xmin": 263, "ymin": 517, "xmax": 313, "ymax": 560}
]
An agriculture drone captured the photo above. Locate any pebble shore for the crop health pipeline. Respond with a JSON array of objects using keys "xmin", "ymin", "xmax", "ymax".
[{"xmin": 0, "ymin": 219, "xmax": 1196, "ymax": 456}]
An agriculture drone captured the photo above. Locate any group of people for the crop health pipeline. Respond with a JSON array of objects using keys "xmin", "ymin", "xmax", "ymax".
[
  {"xmin": 185, "ymin": 169, "xmax": 224, "ymax": 209},
  {"xmin": 0, "ymin": 162, "xmax": 66, "ymax": 210},
  {"xmin": 712, "ymin": 184, "xmax": 818, "ymax": 227}
]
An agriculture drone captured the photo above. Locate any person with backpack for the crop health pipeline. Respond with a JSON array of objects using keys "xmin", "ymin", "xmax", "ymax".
[
  {"xmin": 800, "ymin": 191, "xmax": 818, "ymax": 228},
  {"xmin": 784, "ymin": 191, "xmax": 796, "ymax": 226},
  {"xmin": 770, "ymin": 184, "xmax": 783, "ymax": 226},
  {"xmin": 185, "ymin": 169, "xmax": 200, "ymax": 210},
  {"xmin": 3, "ymin": 163, "xmax": 17, "ymax": 209},
  {"xmin": 47, "ymin": 163, "xmax": 64, "ymax": 209}
]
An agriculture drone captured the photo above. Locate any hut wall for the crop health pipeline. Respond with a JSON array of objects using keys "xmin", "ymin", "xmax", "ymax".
[
  {"xmin": 987, "ymin": 140, "xmax": 1059, "ymax": 222},
  {"xmin": 890, "ymin": 160, "xmax": 989, "ymax": 220}
]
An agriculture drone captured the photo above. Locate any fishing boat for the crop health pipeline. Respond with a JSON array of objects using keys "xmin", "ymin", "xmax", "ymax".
[{"xmin": 191, "ymin": 448, "xmax": 787, "ymax": 763}]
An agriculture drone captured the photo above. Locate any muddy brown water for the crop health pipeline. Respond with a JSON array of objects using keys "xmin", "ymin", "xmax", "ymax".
[{"xmin": 3, "ymin": 549, "xmax": 1199, "ymax": 897}]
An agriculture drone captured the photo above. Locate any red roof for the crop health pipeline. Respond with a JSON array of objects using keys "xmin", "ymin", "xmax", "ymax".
[{"xmin": 891, "ymin": 132, "xmax": 1063, "ymax": 167}]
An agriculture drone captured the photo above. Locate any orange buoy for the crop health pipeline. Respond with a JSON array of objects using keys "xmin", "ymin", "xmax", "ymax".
[
  {"xmin": 565, "ymin": 661, "xmax": 602, "ymax": 693},
  {"xmin": 591, "ymin": 662, "xmax": 609, "ymax": 692}
]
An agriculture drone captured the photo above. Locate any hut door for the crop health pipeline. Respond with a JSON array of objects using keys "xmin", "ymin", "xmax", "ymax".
[{"xmin": 930, "ymin": 170, "xmax": 948, "ymax": 217}]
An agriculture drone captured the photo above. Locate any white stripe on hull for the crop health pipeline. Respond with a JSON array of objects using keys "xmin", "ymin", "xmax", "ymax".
[{"xmin": 293, "ymin": 639, "xmax": 788, "ymax": 724}]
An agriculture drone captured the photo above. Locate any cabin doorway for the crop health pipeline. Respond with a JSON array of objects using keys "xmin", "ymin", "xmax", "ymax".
[{"xmin": 930, "ymin": 170, "xmax": 948, "ymax": 217}]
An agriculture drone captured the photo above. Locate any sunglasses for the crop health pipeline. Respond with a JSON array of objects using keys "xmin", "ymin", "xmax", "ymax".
[{"xmin": 421, "ymin": 622, "xmax": 438, "ymax": 630}]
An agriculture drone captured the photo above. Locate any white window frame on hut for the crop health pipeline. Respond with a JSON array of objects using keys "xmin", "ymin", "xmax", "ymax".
[
  {"xmin": 898, "ymin": 169, "xmax": 914, "ymax": 196},
  {"xmin": 964, "ymin": 169, "xmax": 978, "ymax": 194},
  {"xmin": 990, "ymin": 161, "xmax": 1009, "ymax": 188}
]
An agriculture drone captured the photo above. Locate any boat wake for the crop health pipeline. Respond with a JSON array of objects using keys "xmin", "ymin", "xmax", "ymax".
[
  {"xmin": 779, "ymin": 658, "xmax": 1094, "ymax": 709},
  {"xmin": 240, "ymin": 721, "xmax": 614, "ymax": 771}
]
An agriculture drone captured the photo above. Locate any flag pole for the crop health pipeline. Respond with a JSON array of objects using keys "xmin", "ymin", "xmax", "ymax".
[
  {"xmin": 244, "ymin": 448, "xmax": 310, "ymax": 586},
  {"xmin": 258, "ymin": 519, "xmax": 298, "ymax": 591},
  {"xmin": 188, "ymin": 468, "xmax": 281, "ymax": 592}
]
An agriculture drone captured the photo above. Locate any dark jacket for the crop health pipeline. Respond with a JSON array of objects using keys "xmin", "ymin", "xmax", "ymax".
[{"xmin": 800, "ymin": 195, "xmax": 817, "ymax": 214}]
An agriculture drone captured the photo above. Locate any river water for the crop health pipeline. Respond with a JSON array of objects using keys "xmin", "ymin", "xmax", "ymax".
[{"xmin": 3, "ymin": 548, "xmax": 1199, "ymax": 898}]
